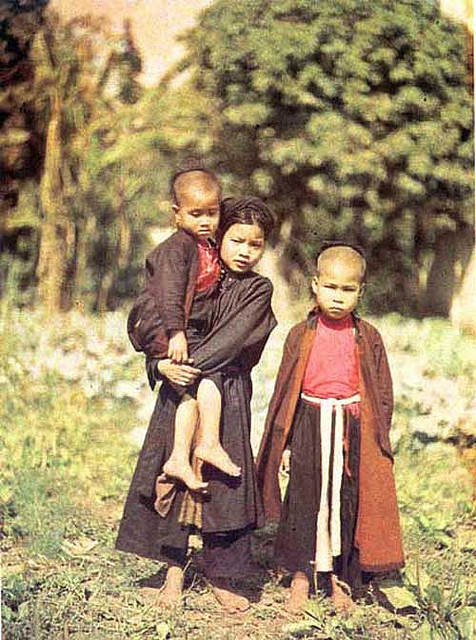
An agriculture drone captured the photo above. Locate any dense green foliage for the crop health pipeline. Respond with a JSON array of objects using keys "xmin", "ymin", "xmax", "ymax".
[
  {"xmin": 1, "ymin": 309, "xmax": 474, "ymax": 638},
  {"xmin": 0, "ymin": 0, "xmax": 473, "ymax": 314},
  {"xmin": 0, "ymin": 2, "xmax": 161, "ymax": 311},
  {"xmin": 174, "ymin": 0, "xmax": 473, "ymax": 311}
]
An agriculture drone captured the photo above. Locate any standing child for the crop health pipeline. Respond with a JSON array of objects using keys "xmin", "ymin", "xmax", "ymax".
[
  {"xmin": 256, "ymin": 243, "xmax": 404, "ymax": 613},
  {"xmin": 128, "ymin": 168, "xmax": 240, "ymax": 492}
]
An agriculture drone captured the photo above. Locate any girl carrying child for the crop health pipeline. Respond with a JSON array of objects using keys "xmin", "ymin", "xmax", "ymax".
[{"xmin": 116, "ymin": 195, "xmax": 277, "ymax": 612}]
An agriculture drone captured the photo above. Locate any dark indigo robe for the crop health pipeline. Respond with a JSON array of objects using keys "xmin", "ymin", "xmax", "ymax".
[{"xmin": 115, "ymin": 270, "xmax": 277, "ymax": 561}]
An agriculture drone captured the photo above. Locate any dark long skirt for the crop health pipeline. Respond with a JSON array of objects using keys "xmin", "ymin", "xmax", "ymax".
[
  {"xmin": 275, "ymin": 401, "xmax": 361, "ymax": 588},
  {"xmin": 115, "ymin": 371, "xmax": 264, "ymax": 573}
]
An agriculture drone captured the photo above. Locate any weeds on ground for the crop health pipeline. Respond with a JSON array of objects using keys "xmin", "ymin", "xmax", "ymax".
[{"xmin": 1, "ymin": 310, "xmax": 475, "ymax": 639}]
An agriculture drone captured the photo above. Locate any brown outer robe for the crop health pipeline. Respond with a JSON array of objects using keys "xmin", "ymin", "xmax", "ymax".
[
  {"xmin": 127, "ymin": 228, "xmax": 199, "ymax": 361},
  {"xmin": 255, "ymin": 310, "xmax": 404, "ymax": 573}
]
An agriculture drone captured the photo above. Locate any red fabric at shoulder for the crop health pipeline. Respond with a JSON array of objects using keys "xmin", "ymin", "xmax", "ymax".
[
  {"xmin": 195, "ymin": 241, "xmax": 220, "ymax": 292},
  {"xmin": 303, "ymin": 315, "xmax": 359, "ymax": 398}
]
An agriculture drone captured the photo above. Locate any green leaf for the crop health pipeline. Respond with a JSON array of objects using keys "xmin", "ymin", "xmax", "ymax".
[
  {"xmin": 155, "ymin": 621, "xmax": 170, "ymax": 640},
  {"xmin": 377, "ymin": 584, "xmax": 419, "ymax": 611}
]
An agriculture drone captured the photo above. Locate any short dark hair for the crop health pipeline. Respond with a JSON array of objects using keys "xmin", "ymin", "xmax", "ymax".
[
  {"xmin": 317, "ymin": 240, "xmax": 366, "ymax": 261},
  {"xmin": 316, "ymin": 241, "xmax": 367, "ymax": 281},
  {"xmin": 217, "ymin": 197, "xmax": 275, "ymax": 243},
  {"xmin": 170, "ymin": 167, "xmax": 221, "ymax": 206}
]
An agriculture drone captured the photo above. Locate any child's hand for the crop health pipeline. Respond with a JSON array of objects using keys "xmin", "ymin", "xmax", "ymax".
[
  {"xmin": 280, "ymin": 449, "xmax": 290, "ymax": 475},
  {"xmin": 158, "ymin": 359, "xmax": 201, "ymax": 386},
  {"xmin": 168, "ymin": 331, "xmax": 189, "ymax": 363}
]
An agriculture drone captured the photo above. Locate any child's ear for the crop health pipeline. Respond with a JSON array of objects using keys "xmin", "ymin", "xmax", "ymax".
[
  {"xmin": 311, "ymin": 276, "xmax": 319, "ymax": 295},
  {"xmin": 172, "ymin": 204, "xmax": 180, "ymax": 224},
  {"xmin": 358, "ymin": 283, "xmax": 365, "ymax": 298}
]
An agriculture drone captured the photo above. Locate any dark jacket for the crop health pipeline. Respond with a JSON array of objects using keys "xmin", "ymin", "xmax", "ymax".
[
  {"xmin": 256, "ymin": 310, "xmax": 404, "ymax": 572},
  {"xmin": 127, "ymin": 229, "xmax": 199, "ymax": 358}
]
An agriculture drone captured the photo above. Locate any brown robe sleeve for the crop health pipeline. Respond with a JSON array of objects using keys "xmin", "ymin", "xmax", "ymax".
[
  {"xmin": 373, "ymin": 331, "xmax": 394, "ymax": 434},
  {"xmin": 126, "ymin": 230, "xmax": 198, "ymax": 360},
  {"xmin": 358, "ymin": 321, "xmax": 394, "ymax": 457},
  {"xmin": 145, "ymin": 230, "xmax": 197, "ymax": 336},
  {"xmin": 255, "ymin": 321, "xmax": 314, "ymax": 521}
]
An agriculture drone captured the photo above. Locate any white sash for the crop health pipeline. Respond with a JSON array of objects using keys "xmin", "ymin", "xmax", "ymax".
[{"xmin": 301, "ymin": 392, "xmax": 360, "ymax": 572}]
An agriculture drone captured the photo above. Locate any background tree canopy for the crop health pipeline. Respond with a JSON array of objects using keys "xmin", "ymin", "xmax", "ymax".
[
  {"xmin": 174, "ymin": 0, "xmax": 473, "ymax": 313},
  {"xmin": 0, "ymin": 0, "xmax": 473, "ymax": 315}
]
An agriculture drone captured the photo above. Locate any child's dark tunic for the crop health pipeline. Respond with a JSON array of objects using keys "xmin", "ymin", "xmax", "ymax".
[
  {"xmin": 127, "ymin": 228, "xmax": 220, "ymax": 361},
  {"xmin": 116, "ymin": 271, "xmax": 276, "ymax": 576}
]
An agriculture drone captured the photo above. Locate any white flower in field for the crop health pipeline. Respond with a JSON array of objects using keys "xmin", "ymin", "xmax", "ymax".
[
  {"xmin": 101, "ymin": 369, "xmax": 114, "ymax": 383},
  {"xmin": 57, "ymin": 351, "xmax": 85, "ymax": 381},
  {"xmin": 86, "ymin": 336, "xmax": 104, "ymax": 356},
  {"xmin": 113, "ymin": 380, "xmax": 140, "ymax": 399},
  {"xmin": 81, "ymin": 379, "xmax": 101, "ymax": 398},
  {"xmin": 128, "ymin": 426, "xmax": 147, "ymax": 447}
]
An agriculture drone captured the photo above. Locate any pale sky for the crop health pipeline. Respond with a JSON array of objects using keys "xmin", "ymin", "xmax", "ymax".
[
  {"xmin": 49, "ymin": 0, "xmax": 215, "ymax": 86},
  {"xmin": 49, "ymin": 0, "xmax": 473, "ymax": 87}
]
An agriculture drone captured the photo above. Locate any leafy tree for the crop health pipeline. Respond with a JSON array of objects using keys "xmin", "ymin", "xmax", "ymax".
[
  {"xmin": 178, "ymin": 0, "xmax": 473, "ymax": 312},
  {"xmin": 1, "ymin": 10, "xmax": 147, "ymax": 311},
  {"xmin": 0, "ymin": 0, "xmax": 49, "ymax": 302}
]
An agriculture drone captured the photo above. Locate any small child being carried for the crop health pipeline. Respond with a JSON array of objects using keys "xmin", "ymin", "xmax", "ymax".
[
  {"xmin": 128, "ymin": 168, "xmax": 240, "ymax": 492},
  {"xmin": 257, "ymin": 243, "xmax": 404, "ymax": 613}
]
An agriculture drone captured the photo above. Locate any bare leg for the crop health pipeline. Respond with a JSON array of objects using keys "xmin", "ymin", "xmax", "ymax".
[
  {"xmin": 162, "ymin": 394, "xmax": 208, "ymax": 491},
  {"xmin": 194, "ymin": 379, "xmax": 241, "ymax": 477},
  {"xmin": 330, "ymin": 574, "xmax": 355, "ymax": 612},
  {"xmin": 285, "ymin": 571, "xmax": 310, "ymax": 614},
  {"xmin": 209, "ymin": 577, "xmax": 250, "ymax": 613}
]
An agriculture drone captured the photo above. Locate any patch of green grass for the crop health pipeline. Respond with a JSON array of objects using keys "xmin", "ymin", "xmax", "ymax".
[{"xmin": 1, "ymin": 310, "xmax": 475, "ymax": 639}]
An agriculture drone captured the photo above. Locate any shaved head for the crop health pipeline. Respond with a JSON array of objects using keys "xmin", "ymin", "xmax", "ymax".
[
  {"xmin": 171, "ymin": 169, "xmax": 221, "ymax": 207},
  {"xmin": 317, "ymin": 245, "xmax": 366, "ymax": 282}
]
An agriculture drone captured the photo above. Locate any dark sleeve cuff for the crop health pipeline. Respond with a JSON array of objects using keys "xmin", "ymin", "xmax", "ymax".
[
  {"xmin": 146, "ymin": 357, "xmax": 163, "ymax": 390},
  {"xmin": 165, "ymin": 324, "xmax": 186, "ymax": 336}
]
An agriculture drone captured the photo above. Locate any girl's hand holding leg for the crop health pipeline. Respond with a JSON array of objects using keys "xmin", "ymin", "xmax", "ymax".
[{"xmin": 158, "ymin": 359, "xmax": 201, "ymax": 386}]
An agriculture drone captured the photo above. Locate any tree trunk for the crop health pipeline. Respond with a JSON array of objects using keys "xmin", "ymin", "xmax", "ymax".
[
  {"xmin": 36, "ymin": 89, "xmax": 68, "ymax": 312},
  {"xmin": 423, "ymin": 230, "xmax": 457, "ymax": 316},
  {"xmin": 424, "ymin": 225, "xmax": 474, "ymax": 319},
  {"xmin": 450, "ymin": 226, "xmax": 475, "ymax": 333},
  {"xmin": 71, "ymin": 214, "xmax": 96, "ymax": 308}
]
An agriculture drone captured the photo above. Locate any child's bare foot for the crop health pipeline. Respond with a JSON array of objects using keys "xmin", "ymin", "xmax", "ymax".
[
  {"xmin": 331, "ymin": 574, "xmax": 356, "ymax": 613},
  {"xmin": 210, "ymin": 578, "xmax": 250, "ymax": 613},
  {"xmin": 142, "ymin": 566, "xmax": 183, "ymax": 609},
  {"xmin": 162, "ymin": 457, "xmax": 208, "ymax": 492},
  {"xmin": 285, "ymin": 572, "xmax": 310, "ymax": 614},
  {"xmin": 195, "ymin": 444, "xmax": 241, "ymax": 477}
]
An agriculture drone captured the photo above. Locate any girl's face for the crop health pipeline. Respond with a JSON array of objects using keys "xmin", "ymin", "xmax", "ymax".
[{"xmin": 220, "ymin": 223, "xmax": 265, "ymax": 273}]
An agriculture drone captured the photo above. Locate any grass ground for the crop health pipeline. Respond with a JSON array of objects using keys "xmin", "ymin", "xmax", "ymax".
[{"xmin": 1, "ymin": 308, "xmax": 475, "ymax": 639}]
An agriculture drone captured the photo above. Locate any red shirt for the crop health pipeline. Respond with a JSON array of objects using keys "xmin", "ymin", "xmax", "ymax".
[
  {"xmin": 195, "ymin": 240, "xmax": 221, "ymax": 293},
  {"xmin": 302, "ymin": 315, "xmax": 359, "ymax": 398}
]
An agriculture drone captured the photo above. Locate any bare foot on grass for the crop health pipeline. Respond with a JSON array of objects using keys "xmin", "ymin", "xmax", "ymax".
[
  {"xmin": 162, "ymin": 457, "xmax": 208, "ymax": 492},
  {"xmin": 285, "ymin": 572, "xmax": 310, "ymax": 614},
  {"xmin": 210, "ymin": 578, "xmax": 250, "ymax": 613},
  {"xmin": 331, "ymin": 574, "xmax": 356, "ymax": 613},
  {"xmin": 195, "ymin": 444, "xmax": 241, "ymax": 477},
  {"xmin": 152, "ymin": 565, "xmax": 184, "ymax": 609}
]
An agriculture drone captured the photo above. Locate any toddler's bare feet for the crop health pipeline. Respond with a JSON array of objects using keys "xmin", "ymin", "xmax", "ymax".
[
  {"xmin": 210, "ymin": 578, "xmax": 250, "ymax": 613},
  {"xmin": 162, "ymin": 456, "xmax": 208, "ymax": 492},
  {"xmin": 331, "ymin": 574, "xmax": 356, "ymax": 613},
  {"xmin": 195, "ymin": 444, "xmax": 241, "ymax": 477},
  {"xmin": 285, "ymin": 572, "xmax": 310, "ymax": 614}
]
